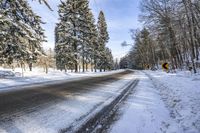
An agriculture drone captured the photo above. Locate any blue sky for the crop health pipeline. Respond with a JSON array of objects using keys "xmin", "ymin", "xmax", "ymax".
[{"xmin": 28, "ymin": 0, "xmax": 142, "ymax": 59}]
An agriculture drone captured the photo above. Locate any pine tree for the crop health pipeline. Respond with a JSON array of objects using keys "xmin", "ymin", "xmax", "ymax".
[
  {"xmin": 55, "ymin": 0, "xmax": 97, "ymax": 72},
  {"xmin": 104, "ymin": 47, "xmax": 114, "ymax": 70},
  {"xmin": 97, "ymin": 11, "xmax": 109, "ymax": 71},
  {"xmin": 55, "ymin": 22, "xmax": 75, "ymax": 71},
  {"xmin": 34, "ymin": 0, "xmax": 53, "ymax": 10},
  {"xmin": 87, "ymin": 11, "xmax": 98, "ymax": 72},
  {"xmin": 55, "ymin": 0, "xmax": 81, "ymax": 72},
  {"xmin": 78, "ymin": 0, "xmax": 91, "ymax": 72},
  {"xmin": 0, "ymin": 0, "xmax": 45, "ymax": 70},
  {"xmin": 0, "ymin": 8, "xmax": 8, "ymax": 64}
]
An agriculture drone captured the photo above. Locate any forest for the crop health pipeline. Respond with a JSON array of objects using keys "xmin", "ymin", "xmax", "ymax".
[
  {"xmin": 120, "ymin": 0, "xmax": 200, "ymax": 73},
  {"xmin": 0, "ymin": 0, "xmax": 114, "ymax": 73}
]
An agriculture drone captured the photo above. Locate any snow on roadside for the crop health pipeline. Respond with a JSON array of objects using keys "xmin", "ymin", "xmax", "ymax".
[
  {"xmin": 0, "ymin": 70, "xmax": 15, "ymax": 78},
  {"xmin": 0, "ymin": 67, "xmax": 123, "ymax": 90},
  {"xmin": 0, "ymin": 68, "xmax": 77, "ymax": 90},
  {"xmin": 144, "ymin": 70, "xmax": 200, "ymax": 133},
  {"xmin": 109, "ymin": 71, "xmax": 182, "ymax": 133}
]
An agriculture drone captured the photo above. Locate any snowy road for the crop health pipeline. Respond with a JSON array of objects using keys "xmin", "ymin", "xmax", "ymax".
[{"xmin": 0, "ymin": 70, "xmax": 137, "ymax": 133}]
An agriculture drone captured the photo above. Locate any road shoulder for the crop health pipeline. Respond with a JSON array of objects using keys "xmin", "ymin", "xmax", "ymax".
[{"xmin": 108, "ymin": 71, "xmax": 182, "ymax": 133}]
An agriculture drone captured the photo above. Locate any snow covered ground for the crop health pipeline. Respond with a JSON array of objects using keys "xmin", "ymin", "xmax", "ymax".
[
  {"xmin": 0, "ymin": 67, "xmax": 123, "ymax": 91},
  {"xmin": 109, "ymin": 71, "xmax": 182, "ymax": 133},
  {"xmin": 1, "ymin": 68, "xmax": 199, "ymax": 133},
  {"xmin": 144, "ymin": 70, "xmax": 200, "ymax": 133},
  {"xmin": 0, "ymin": 71, "xmax": 136, "ymax": 133}
]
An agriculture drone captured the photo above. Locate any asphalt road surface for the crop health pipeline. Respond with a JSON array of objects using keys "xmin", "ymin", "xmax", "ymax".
[{"xmin": 0, "ymin": 70, "xmax": 134, "ymax": 133}]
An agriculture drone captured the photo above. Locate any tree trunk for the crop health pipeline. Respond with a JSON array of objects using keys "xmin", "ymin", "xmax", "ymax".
[
  {"xmin": 82, "ymin": 55, "xmax": 85, "ymax": 72},
  {"xmin": 64, "ymin": 65, "xmax": 67, "ymax": 73},
  {"xmin": 29, "ymin": 63, "xmax": 32, "ymax": 71},
  {"xmin": 183, "ymin": 0, "xmax": 197, "ymax": 73},
  {"xmin": 21, "ymin": 62, "xmax": 24, "ymax": 77},
  {"xmin": 86, "ymin": 62, "xmax": 88, "ymax": 71},
  {"xmin": 45, "ymin": 64, "xmax": 48, "ymax": 74},
  {"xmin": 94, "ymin": 57, "xmax": 97, "ymax": 72}
]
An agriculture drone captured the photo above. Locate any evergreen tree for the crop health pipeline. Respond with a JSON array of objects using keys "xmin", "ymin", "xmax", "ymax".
[
  {"xmin": 87, "ymin": 11, "xmax": 98, "ymax": 72},
  {"xmin": 114, "ymin": 58, "xmax": 120, "ymax": 70},
  {"xmin": 104, "ymin": 47, "xmax": 114, "ymax": 70},
  {"xmin": 97, "ymin": 11, "xmax": 109, "ymax": 71},
  {"xmin": 55, "ymin": 0, "xmax": 81, "ymax": 72},
  {"xmin": 0, "ymin": 0, "xmax": 45, "ymax": 70},
  {"xmin": 78, "ymin": 0, "xmax": 92, "ymax": 72},
  {"xmin": 34, "ymin": 0, "xmax": 53, "ymax": 10},
  {"xmin": 55, "ymin": 0, "xmax": 98, "ymax": 72},
  {"xmin": 55, "ymin": 22, "xmax": 75, "ymax": 71}
]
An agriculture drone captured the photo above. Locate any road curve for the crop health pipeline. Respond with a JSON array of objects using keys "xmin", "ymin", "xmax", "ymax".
[{"xmin": 0, "ymin": 70, "xmax": 134, "ymax": 133}]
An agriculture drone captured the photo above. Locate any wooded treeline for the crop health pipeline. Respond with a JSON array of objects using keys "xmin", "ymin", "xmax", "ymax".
[
  {"xmin": 121, "ymin": 0, "xmax": 200, "ymax": 73},
  {"xmin": 0, "ymin": 0, "xmax": 114, "ymax": 73},
  {"xmin": 55, "ymin": 0, "xmax": 114, "ymax": 72}
]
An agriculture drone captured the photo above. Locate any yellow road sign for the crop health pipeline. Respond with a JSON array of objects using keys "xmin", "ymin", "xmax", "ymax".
[{"xmin": 162, "ymin": 63, "xmax": 169, "ymax": 71}]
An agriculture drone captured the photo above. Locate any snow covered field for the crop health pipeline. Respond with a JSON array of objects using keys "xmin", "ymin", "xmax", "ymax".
[
  {"xmin": 144, "ymin": 70, "xmax": 200, "ymax": 133},
  {"xmin": 0, "ymin": 67, "xmax": 123, "ymax": 91}
]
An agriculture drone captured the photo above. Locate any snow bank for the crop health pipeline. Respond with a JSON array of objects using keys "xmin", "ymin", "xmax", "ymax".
[
  {"xmin": 144, "ymin": 70, "xmax": 200, "ymax": 133},
  {"xmin": 0, "ymin": 68, "xmax": 72, "ymax": 89},
  {"xmin": 110, "ymin": 72, "xmax": 181, "ymax": 133},
  {"xmin": 0, "ymin": 70, "xmax": 15, "ymax": 78},
  {"xmin": 0, "ymin": 67, "xmax": 123, "ymax": 91}
]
